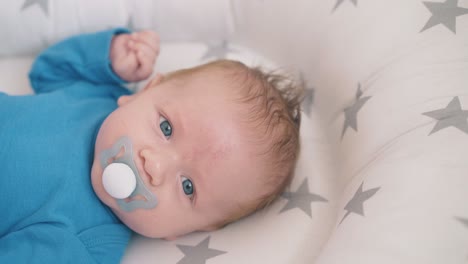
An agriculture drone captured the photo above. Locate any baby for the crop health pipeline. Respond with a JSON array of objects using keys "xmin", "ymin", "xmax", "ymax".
[{"xmin": 0, "ymin": 28, "xmax": 302, "ymax": 263}]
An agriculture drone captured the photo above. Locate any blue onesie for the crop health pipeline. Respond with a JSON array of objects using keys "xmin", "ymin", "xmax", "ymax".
[{"xmin": 0, "ymin": 29, "xmax": 134, "ymax": 263}]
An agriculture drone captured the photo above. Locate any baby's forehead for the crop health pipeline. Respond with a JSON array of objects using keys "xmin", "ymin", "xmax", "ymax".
[
  {"xmin": 159, "ymin": 76, "xmax": 232, "ymax": 101},
  {"xmin": 184, "ymin": 133, "xmax": 234, "ymax": 164}
]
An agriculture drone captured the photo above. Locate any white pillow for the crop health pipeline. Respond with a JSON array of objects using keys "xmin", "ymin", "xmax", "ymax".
[{"xmin": 0, "ymin": 0, "xmax": 234, "ymax": 57}]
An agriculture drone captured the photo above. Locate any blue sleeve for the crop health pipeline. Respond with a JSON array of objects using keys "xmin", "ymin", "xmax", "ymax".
[
  {"xmin": 29, "ymin": 28, "xmax": 131, "ymax": 94},
  {"xmin": 0, "ymin": 224, "xmax": 129, "ymax": 264}
]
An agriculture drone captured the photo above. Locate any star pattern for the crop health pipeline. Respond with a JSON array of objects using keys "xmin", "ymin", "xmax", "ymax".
[
  {"xmin": 456, "ymin": 217, "xmax": 468, "ymax": 259},
  {"xmin": 341, "ymin": 83, "xmax": 371, "ymax": 139},
  {"xmin": 456, "ymin": 217, "xmax": 468, "ymax": 228},
  {"xmin": 176, "ymin": 236, "xmax": 227, "ymax": 264},
  {"xmin": 280, "ymin": 178, "xmax": 328, "ymax": 218},
  {"xmin": 21, "ymin": 0, "xmax": 49, "ymax": 16},
  {"xmin": 421, "ymin": 0, "xmax": 468, "ymax": 34},
  {"xmin": 332, "ymin": 0, "xmax": 358, "ymax": 12},
  {"xmin": 126, "ymin": 16, "xmax": 136, "ymax": 31},
  {"xmin": 201, "ymin": 40, "xmax": 236, "ymax": 61},
  {"xmin": 299, "ymin": 73, "xmax": 315, "ymax": 117},
  {"xmin": 422, "ymin": 96, "xmax": 468, "ymax": 135},
  {"xmin": 302, "ymin": 88, "xmax": 315, "ymax": 117},
  {"xmin": 339, "ymin": 182, "xmax": 380, "ymax": 225}
]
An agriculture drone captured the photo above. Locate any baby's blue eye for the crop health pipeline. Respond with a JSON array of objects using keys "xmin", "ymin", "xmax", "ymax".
[
  {"xmin": 181, "ymin": 176, "xmax": 194, "ymax": 198},
  {"xmin": 159, "ymin": 116, "xmax": 172, "ymax": 138}
]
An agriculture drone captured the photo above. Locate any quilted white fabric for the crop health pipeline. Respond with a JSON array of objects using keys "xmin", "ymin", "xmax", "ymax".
[
  {"xmin": 1, "ymin": 0, "xmax": 468, "ymax": 264},
  {"xmin": 0, "ymin": 0, "xmax": 234, "ymax": 57},
  {"xmin": 232, "ymin": 0, "xmax": 468, "ymax": 263}
]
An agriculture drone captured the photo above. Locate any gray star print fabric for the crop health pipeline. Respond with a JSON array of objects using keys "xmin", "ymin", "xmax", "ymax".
[{"xmin": 1, "ymin": 0, "xmax": 468, "ymax": 263}]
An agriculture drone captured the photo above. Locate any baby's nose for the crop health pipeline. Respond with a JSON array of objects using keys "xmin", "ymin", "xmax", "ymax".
[{"xmin": 140, "ymin": 149, "xmax": 177, "ymax": 186}]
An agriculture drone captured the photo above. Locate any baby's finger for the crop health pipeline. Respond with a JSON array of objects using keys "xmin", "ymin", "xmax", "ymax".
[
  {"xmin": 135, "ymin": 51, "xmax": 154, "ymax": 79},
  {"xmin": 119, "ymin": 53, "xmax": 139, "ymax": 74},
  {"xmin": 127, "ymin": 39, "xmax": 136, "ymax": 51},
  {"xmin": 133, "ymin": 42, "xmax": 157, "ymax": 64},
  {"xmin": 137, "ymin": 31, "xmax": 159, "ymax": 49},
  {"xmin": 133, "ymin": 31, "xmax": 159, "ymax": 55}
]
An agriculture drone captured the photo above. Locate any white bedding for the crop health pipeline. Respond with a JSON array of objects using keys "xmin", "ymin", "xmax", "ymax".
[{"xmin": 2, "ymin": 0, "xmax": 468, "ymax": 263}]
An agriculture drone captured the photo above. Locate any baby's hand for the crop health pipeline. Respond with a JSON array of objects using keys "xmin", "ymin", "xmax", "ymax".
[{"xmin": 110, "ymin": 31, "xmax": 160, "ymax": 82}]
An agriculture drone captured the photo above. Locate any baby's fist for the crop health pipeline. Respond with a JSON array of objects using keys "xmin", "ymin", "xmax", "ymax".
[{"xmin": 110, "ymin": 30, "xmax": 160, "ymax": 82}]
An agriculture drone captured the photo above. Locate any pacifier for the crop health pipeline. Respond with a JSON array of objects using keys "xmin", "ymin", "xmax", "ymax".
[
  {"xmin": 102, "ymin": 163, "xmax": 136, "ymax": 199},
  {"xmin": 100, "ymin": 136, "xmax": 158, "ymax": 211}
]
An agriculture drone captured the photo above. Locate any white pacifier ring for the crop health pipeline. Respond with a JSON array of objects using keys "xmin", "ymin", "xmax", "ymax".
[{"xmin": 102, "ymin": 163, "xmax": 137, "ymax": 199}]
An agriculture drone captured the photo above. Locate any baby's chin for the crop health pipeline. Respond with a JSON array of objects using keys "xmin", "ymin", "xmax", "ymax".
[
  {"xmin": 90, "ymin": 160, "xmax": 103, "ymax": 199},
  {"xmin": 109, "ymin": 207, "xmax": 163, "ymax": 238},
  {"xmin": 90, "ymin": 159, "xmax": 117, "ymax": 209}
]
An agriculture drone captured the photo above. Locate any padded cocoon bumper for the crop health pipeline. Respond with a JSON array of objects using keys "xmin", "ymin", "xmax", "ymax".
[
  {"xmin": 0, "ymin": 0, "xmax": 234, "ymax": 57},
  {"xmin": 1, "ymin": 0, "xmax": 468, "ymax": 263}
]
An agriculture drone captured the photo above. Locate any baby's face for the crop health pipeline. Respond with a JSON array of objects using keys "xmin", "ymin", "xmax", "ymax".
[{"xmin": 91, "ymin": 72, "xmax": 263, "ymax": 239}]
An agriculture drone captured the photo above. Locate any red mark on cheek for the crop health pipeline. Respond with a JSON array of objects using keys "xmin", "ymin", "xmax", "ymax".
[
  {"xmin": 185, "ymin": 142, "xmax": 232, "ymax": 162},
  {"xmin": 211, "ymin": 143, "xmax": 232, "ymax": 160}
]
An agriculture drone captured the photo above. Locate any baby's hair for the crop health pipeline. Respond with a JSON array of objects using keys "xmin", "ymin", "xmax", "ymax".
[
  {"xmin": 163, "ymin": 59, "xmax": 304, "ymax": 227},
  {"xmin": 222, "ymin": 60, "xmax": 303, "ymax": 223}
]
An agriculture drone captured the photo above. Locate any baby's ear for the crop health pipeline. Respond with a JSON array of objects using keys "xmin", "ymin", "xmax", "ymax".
[{"xmin": 117, "ymin": 95, "xmax": 134, "ymax": 107}]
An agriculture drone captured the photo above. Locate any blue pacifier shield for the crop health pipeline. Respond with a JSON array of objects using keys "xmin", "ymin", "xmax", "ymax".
[{"xmin": 100, "ymin": 136, "xmax": 158, "ymax": 212}]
